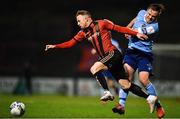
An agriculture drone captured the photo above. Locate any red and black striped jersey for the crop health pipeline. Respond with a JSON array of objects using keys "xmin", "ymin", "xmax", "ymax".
[{"xmin": 55, "ymin": 19, "xmax": 137, "ymax": 58}]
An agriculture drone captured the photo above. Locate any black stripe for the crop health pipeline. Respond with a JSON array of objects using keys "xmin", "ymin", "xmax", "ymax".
[
  {"xmin": 112, "ymin": 24, "xmax": 115, "ymax": 30},
  {"xmin": 89, "ymin": 26, "xmax": 101, "ymax": 57},
  {"xmin": 73, "ymin": 37, "xmax": 80, "ymax": 43},
  {"xmin": 94, "ymin": 21, "xmax": 105, "ymax": 57}
]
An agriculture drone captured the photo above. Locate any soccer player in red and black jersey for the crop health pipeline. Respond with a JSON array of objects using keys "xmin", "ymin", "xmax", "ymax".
[{"xmin": 45, "ymin": 10, "xmax": 157, "ymax": 112}]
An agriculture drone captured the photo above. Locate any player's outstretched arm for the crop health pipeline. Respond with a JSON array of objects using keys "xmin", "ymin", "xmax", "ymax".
[
  {"xmin": 111, "ymin": 24, "xmax": 148, "ymax": 40},
  {"xmin": 45, "ymin": 39, "xmax": 77, "ymax": 51}
]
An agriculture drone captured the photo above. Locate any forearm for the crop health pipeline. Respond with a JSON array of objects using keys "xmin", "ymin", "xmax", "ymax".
[{"xmin": 55, "ymin": 39, "xmax": 77, "ymax": 48}]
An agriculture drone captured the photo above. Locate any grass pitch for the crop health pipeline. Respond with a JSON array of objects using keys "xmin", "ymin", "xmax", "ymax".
[{"xmin": 0, "ymin": 94, "xmax": 180, "ymax": 118}]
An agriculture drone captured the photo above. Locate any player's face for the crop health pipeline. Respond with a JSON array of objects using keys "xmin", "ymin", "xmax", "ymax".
[
  {"xmin": 145, "ymin": 9, "xmax": 159, "ymax": 23},
  {"xmin": 76, "ymin": 15, "xmax": 89, "ymax": 29}
]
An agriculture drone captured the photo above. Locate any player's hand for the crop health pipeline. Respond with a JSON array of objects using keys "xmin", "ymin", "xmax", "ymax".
[
  {"xmin": 124, "ymin": 34, "xmax": 131, "ymax": 39},
  {"xmin": 91, "ymin": 48, "xmax": 97, "ymax": 55},
  {"xmin": 45, "ymin": 45, "xmax": 55, "ymax": 51},
  {"xmin": 136, "ymin": 33, "xmax": 148, "ymax": 40}
]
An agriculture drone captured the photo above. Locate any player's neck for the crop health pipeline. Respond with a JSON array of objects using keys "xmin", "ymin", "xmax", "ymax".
[{"xmin": 86, "ymin": 19, "xmax": 93, "ymax": 28}]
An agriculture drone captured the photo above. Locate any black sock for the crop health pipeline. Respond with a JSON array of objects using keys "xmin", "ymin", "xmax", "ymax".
[
  {"xmin": 123, "ymin": 89, "xmax": 129, "ymax": 94},
  {"xmin": 156, "ymin": 100, "xmax": 162, "ymax": 108},
  {"xmin": 129, "ymin": 83, "xmax": 148, "ymax": 98},
  {"xmin": 94, "ymin": 70, "xmax": 109, "ymax": 90}
]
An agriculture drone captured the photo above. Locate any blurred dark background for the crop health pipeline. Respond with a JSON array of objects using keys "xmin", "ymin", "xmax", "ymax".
[{"xmin": 0, "ymin": 0, "xmax": 180, "ymax": 77}]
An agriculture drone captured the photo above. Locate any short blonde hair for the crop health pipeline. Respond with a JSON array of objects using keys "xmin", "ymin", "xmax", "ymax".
[{"xmin": 76, "ymin": 10, "xmax": 91, "ymax": 17}]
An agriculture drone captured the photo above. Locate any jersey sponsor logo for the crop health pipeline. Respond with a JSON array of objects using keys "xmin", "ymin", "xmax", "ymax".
[
  {"xmin": 146, "ymin": 26, "xmax": 155, "ymax": 34},
  {"xmin": 138, "ymin": 26, "xmax": 155, "ymax": 35},
  {"xmin": 142, "ymin": 27, "xmax": 147, "ymax": 34}
]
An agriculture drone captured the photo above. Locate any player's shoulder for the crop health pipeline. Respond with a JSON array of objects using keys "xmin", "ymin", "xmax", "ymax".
[
  {"xmin": 103, "ymin": 19, "xmax": 114, "ymax": 24},
  {"xmin": 96, "ymin": 19, "xmax": 113, "ymax": 24},
  {"xmin": 95, "ymin": 19, "xmax": 113, "ymax": 27},
  {"xmin": 138, "ymin": 10, "xmax": 146, "ymax": 15},
  {"xmin": 136, "ymin": 10, "xmax": 146, "ymax": 20},
  {"xmin": 74, "ymin": 30, "xmax": 86, "ymax": 40}
]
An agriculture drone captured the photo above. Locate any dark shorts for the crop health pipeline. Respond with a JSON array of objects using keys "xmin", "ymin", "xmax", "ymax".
[
  {"xmin": 123, "ymin": 48, "xmax": 153, "ymax": 73},
  {"xmin": 99, "ymin": 49, "xmax": 128, "ymax": 81}
]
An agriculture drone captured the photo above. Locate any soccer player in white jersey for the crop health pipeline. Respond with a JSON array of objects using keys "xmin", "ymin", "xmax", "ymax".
[{"xmin": 112, "ymin": 4, "xmax": 165, "ymax": 118}]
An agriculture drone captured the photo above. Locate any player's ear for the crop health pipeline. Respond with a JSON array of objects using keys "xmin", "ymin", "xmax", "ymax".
[{"xmin": 86, "ymin": 17, "xmax": 90, "ymax": 21}]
